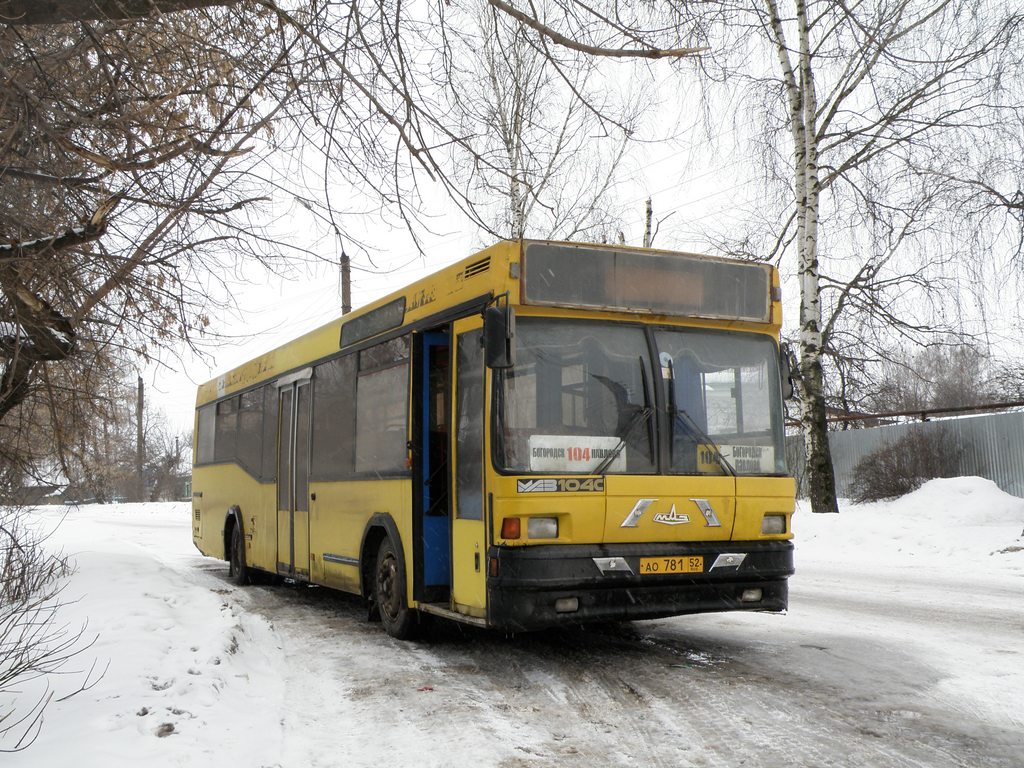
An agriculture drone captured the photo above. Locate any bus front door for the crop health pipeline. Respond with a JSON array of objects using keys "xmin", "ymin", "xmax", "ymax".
[
  {"xmin": 418, "ymin": 330, "xmax": 452, "ymax": 599},
  {"xmin": 450, "ymin": 319, "xmax": 487, "ymax": 617},
  {"xmin": 277, "ymin": 373, "xmax": 311, "ymax": 580}
]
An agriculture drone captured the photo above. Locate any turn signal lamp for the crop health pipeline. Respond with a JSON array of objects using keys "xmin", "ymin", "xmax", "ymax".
[
  {"xmin": 501, "ymin": 517, "xmax": 521, "ymax": 539},
  {"xmin": 761, "ymin": 514, "xmax": 787, "ymax": 535}
]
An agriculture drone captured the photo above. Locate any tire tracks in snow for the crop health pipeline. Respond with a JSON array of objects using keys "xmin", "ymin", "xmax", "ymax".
[{"xmin": 225, "ymin": 576, "xmax": 1023, "ymax": 768}]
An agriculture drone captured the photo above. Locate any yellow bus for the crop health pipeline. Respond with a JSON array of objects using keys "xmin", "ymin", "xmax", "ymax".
[{"xmin": 192, "ymin": 240, "xmax": 795, "ymax": 638}]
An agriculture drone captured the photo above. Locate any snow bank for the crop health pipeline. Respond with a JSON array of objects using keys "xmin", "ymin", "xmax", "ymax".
[
  {"xmin": 3, "ymin": 503, "xmax": 284, "ymax": 765},
  {"xmin": 796, "ymin": 476, "xmax": 1024, "ymax": 572}
]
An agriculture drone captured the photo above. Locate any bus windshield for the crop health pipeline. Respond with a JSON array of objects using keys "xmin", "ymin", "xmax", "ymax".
[
  {"xmin": 494, "ymin": 319, "xmax": 786, "ymax": 476},
  {"xmin": 655, "ymin": 329, "xmax": 787, "ymax": 476},
  {"xmin": 495, "ymin": 319, "xmax": 656, "ymax": 474}
]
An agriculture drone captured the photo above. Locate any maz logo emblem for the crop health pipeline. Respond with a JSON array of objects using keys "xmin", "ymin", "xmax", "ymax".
[
  {"xmin": 653, "ymin": 506, "xmax": 690, "ymax": 526},
  {"xmin": 620, "ymin": 498, "xmax": 721, "ymax": 528}
]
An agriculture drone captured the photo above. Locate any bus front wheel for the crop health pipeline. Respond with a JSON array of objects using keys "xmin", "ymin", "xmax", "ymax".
[
  {"xmin": 374, "ymin": 537, "xmax": 417, "ymax": 639},
  {"xmin": 229, "ymin": 523, "xmax": 249, "ymax": 586}
]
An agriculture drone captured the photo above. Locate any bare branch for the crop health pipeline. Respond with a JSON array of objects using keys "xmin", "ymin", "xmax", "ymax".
[
  {"xmin": 0, "ymin": 0, "xmax": 239, "ymax": 26},
  {"xmin": 486, "ymin": 0, "xmax": 707, "ymax": 59}
]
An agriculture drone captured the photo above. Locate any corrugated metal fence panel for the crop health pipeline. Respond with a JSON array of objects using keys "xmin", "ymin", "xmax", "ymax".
[{"xmin": 787, "ymin": 411, "xmax": 1024, "ymax": 499}]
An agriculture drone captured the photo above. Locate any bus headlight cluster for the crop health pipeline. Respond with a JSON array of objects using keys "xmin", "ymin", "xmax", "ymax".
[
  {"xmin": 500, "ymin": 516, "xmax": 559, "ymax": 540},
  {"xmin": 761, "ymin": 514, "xmax": 787, "ymax": 535}
]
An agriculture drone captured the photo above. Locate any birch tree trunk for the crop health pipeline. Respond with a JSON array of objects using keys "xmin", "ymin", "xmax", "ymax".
[{"xmin": 766, "ymin": 0, "xmax": 839, "ymax": 513}]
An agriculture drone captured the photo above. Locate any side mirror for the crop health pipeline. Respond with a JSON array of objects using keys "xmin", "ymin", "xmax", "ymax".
[
  {"xmin": 779, "ymin": 342, "xmax": 797, "ymax": 399},
  {"xmin": 484, "ymin": 304, "xmax": 515, "ymax": 369}
]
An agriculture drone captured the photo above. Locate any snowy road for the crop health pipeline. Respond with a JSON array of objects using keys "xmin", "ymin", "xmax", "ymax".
[
  {"xmin": 6, "ymin": 478, "xmax": 1023, "ymax": 767},
  {"xmin": 226, "ymin": 561, "xmax": 1023, "ymax": 768}
]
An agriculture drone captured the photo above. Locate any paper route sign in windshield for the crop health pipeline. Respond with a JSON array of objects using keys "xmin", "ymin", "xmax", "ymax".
[{"xmin": 528, "ymin": 435, "xmax": 626, "ymax": 473}]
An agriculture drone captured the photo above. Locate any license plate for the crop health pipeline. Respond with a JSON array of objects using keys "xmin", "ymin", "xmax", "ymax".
[{"xmin": 639, "ymin": 555, "xmax": 704, "ymax": 575}]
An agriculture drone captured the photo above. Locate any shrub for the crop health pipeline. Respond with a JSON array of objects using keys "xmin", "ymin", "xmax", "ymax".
[
  {"xmin": 849, "ymin": 428, "xmax": 961, "ymax": 503},
  {"xmin": 1, "ymin": 507, "xmax": 100, "ymax": 752}
]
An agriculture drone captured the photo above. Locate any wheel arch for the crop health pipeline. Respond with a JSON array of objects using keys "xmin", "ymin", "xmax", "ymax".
[
  {"xmin": 359, "ymin": 512, "xmax": 404, "ymax": 600},
  {"xmin": 223, "ymin": 505, "xmax": 243, "ymax": 562}
]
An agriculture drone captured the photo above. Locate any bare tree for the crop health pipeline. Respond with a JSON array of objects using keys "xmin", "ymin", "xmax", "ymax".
[
  {"xmin": 860, "ymin": 342, "xmax": 1001, "ymax": 414},
  {"xmin": 139, "ymin": 411, "xmax": 191, "ymax": 503},
  {"xmin": 0, "ymin": 9, "xmax": 304, "ymax": 742},
  {"xmin": 0, "ymin": 348, "xmax": 125, "ymax": 503},
  {"xmin": 988, "ymin": 359, "xmax": 1024, "ymax": 402},
  {"xmin": 432, "ymin": 0, "xmax": 636, "ymax": 241},
  {"xmin": 0, "ymin": 348, "xmax": 184, "ymax": 504},
  {"xmin": 0, "ymin": 7, "xmax": 309, "ymax": 424},
  {"xmin": 0, "ymin": 1, "xmax": 238, "ymax": 25},
  {"xmin": 239, "ymin": 0, "xmax": 703, "ymax": 253},
  {"xmin": 57, "ymin": 361, "xmax": 142, "ymax": 503},
  {"xmin": 664, "ymin": 0, "xmax": 1024, "ymax": 512}
]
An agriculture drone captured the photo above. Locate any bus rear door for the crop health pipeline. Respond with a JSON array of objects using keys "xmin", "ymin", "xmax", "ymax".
[{"xmin": 277, "ymin": 370, "xmax": 312, "ymax": 580}]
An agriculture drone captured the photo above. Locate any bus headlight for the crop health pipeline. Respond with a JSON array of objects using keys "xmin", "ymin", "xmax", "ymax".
[
  {"xmin": 527, "ymin": 517, "xmax": 559, "ymax": 539},
  {"xmin": 761, "ymin": 514, "xmax": 787, "ymax": 535}
]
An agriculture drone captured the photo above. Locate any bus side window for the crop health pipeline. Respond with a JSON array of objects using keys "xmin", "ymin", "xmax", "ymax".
[
  {"xmin": 354, "ymin": 337, "xmax": 411, "ymax": 475},
  {"xmin": 311, "ymin": 355, "xmax": 357, "ymax": 480},
  {"xmin": 260, "ymin": 383, "xmax": 277, "ymax": 480},
  {"xmin": 214, "ymin": 396, "xmax": 239, "ymax": 462},
  {"xmin": 237, "ymin": 389, "xmax": 264, "ymax": 476},
  {"xmin": 456, "ymin": 329, "xmax": 483, "ymax": 520},
  {"xmin": 195, "ymin": 390, "xmax": 269, "ymax": 479},
  {"xmin": 196, "ymin": 403, "xmax": 216, "ymax": 464}
]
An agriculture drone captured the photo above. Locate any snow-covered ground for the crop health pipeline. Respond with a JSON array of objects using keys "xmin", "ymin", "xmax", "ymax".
[{"xmin": 3, "ymin": 476, "xmax": 1023, "ymax": 767}]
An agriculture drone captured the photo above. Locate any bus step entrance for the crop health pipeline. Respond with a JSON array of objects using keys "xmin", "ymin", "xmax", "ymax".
[{"xmin": 418, "ymin": 601, "xmax": 488, "ymax": 628}]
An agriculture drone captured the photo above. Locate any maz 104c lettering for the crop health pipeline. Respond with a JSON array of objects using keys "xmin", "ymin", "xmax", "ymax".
[{"xmin": 517, "ymin": 478, "xmax": 605, "ymax": 493}]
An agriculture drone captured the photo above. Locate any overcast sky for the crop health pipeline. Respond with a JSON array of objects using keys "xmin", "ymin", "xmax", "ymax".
[{"xmin": 147, "ymin": 119, "xmax": 756, "ymax": 434}]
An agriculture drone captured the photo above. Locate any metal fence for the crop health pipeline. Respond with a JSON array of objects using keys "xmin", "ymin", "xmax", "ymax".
[{"xmin": 786, "ymin": 410, "xmax": 1024, "ymax": 499}]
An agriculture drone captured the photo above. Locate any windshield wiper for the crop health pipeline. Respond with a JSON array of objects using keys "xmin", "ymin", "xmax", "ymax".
[
  {"xmin": 593, "ymin": 405, "xmax": 652, "ymax": 475},
  {"xmin": 665, "ymin": 358, "xmax": 735, "ymax": 476},
  {"xmin": 672, "ymin": 407, "xmax": 735, "ymax": 476},
  {"xmin": 593, "ymin": 357, "xmax": 652, "ymax": 475}
]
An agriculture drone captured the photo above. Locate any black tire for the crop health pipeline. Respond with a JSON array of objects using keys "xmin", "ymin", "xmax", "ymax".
[
  {"xmin": 374, "ymin": 536, "xmax": 418, "ymax": 639},
  {"xmin": 229, "ymin": 522, "xmax": 249, "ymax": 586}
]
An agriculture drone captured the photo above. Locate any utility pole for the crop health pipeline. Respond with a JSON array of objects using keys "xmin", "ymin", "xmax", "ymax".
[
  {"xmin": 643, "ymin": 197, "xmax": 653, "ymax": 248},
  {"xmin": 295, "ymin": 196, "xmax": 351, "ymax": 315},
  {"xmin": 136, "ymin": 375, "xmax": 145, "ymax": 501},
  {"xmin": 341, "ymin": 244, "xmax": 351, "ymax": 315}
]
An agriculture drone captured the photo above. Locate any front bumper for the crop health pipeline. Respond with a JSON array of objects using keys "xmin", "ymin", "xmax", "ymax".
[{"xmin": 487, "ymin": 541, "xmax": 794, "ymax": 631}]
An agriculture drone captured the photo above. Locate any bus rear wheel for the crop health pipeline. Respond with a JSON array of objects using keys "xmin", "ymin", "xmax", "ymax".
[
  {"xmin": 229, "ymin": 523, "xmax": 249, "ymax": 586},
  {"xmin": 374, "ymin": 537, "xmax": 417, "ymax": 639}
]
